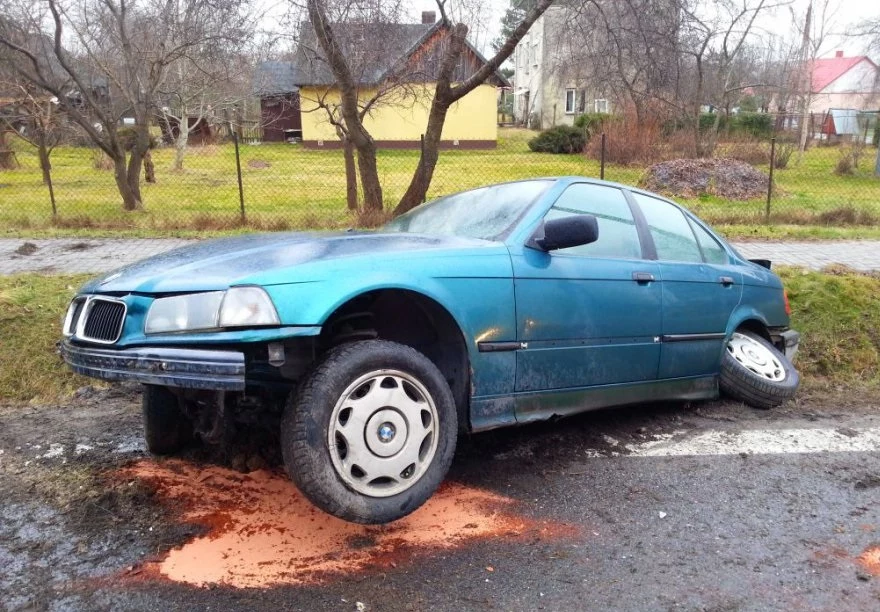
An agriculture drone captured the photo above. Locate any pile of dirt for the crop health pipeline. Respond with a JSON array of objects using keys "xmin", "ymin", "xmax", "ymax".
[{"xmin": 640, "ymin": 158, "xmax": 770, "ymax": 200}]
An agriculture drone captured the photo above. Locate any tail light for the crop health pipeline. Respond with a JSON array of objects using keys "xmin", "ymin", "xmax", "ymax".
[{"xmin": 783, "ymin": 288, "xmax": 792, "ymax": 316}]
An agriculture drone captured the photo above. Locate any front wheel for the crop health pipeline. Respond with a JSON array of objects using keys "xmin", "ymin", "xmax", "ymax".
[
  {"xmin": 720, "ymin": 331, "xmax": 799, "ymax": 409},
  {"xmin": 281, "ymin": 340, "xmax": 458, "ymax": 524}
]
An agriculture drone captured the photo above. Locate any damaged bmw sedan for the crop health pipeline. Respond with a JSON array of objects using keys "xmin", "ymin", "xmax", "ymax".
[{"xmin": 60, "ymin": 177, "xmax": 800, "ymax": 523}]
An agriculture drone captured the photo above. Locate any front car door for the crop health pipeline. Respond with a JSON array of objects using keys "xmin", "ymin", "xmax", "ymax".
[
  {"xmin": 629, "ymin": 192, "xmax": 743, "ymax": 379},
  {"xmin": 510, "ymin": 183, "xmax": 663, "ymax": 407}
]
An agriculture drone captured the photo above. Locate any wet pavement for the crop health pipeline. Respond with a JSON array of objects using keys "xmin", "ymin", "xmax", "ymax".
[
  {"xmin": 2, "ymin": 237, "xmax": 880, "ymax": 275},
  {"xmin": 1, "ymin": 388, "xmax": 878, "ymax": 610}
]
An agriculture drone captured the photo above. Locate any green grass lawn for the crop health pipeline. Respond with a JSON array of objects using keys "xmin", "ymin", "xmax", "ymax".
[
  {"xmin": 1, "ymin": 268, "xmax": 876, "ymax": 404},
  {"xmin": 1, "ymin": 127, "xmax": 878, "ymax": 238}
]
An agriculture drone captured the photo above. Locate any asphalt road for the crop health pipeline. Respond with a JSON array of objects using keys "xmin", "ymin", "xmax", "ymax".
[{"xmin": 1, "ymin": 388, "xmax": 878, "ymax": 611}]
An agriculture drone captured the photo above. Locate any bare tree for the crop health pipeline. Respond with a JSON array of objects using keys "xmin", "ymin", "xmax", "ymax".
[
  {"xmin": 156, "ymin": 6, "xmax": 255, "ymax": 171},
  {"xmin": 289, "ymin": 3, "xmax": 428, "ymax": 213},
  {"xmin": 855, "ymin": 14, "xmax": 880, "ymax": 55},
  {"xmin": 790, "ymin": 1, "xmax": 841, "ymax": 161},
  {"xmin": 0, "ymin": 0, "xmax": 255, "ymax": 211},
  {"xmin": 677, "ymin": 0, "xmax": 778, "ymax": 156},
  {"xmin": 300, "ymin": 0, "xmax": 553, "ymax": 216},
  {"xmin": 0, "ymin": 81, "xmax": 73, "ymax": 213},
  {"xmin": 555, "ymin": 1, "xmax": 685, "ymax": 131}
]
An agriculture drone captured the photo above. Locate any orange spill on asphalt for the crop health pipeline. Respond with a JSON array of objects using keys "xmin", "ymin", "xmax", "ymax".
[
  {"xmin": 119, "ymin": 459, "xmax": 575, "ymax": 588},
  {"xmin": 857, "ymin": 546, "xmax": 880, "ymax": 576}
]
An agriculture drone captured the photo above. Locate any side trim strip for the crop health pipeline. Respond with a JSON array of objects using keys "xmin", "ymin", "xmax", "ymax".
[
  {"xmin": 478, "ymin": 341, "xmax": 525, "ymax": 353},
  {"xmin": 661, "ymin": 333, "xmax": 726, "ymax": 343}
]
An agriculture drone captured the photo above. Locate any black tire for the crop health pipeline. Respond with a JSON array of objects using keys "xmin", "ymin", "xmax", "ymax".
[
  {"xmin": 281, "ymin": 340, "xmax": 458, "ymax": 524},
  {"xmin": 720, "ymin": 330, "xmax": 799, "ymax": 409},
  {"xmin": 142, "ymin": 384, "xmax": 193, "ymax": 455}
]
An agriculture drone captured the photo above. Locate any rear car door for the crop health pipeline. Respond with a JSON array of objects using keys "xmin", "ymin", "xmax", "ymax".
[
  {"xmin": 629, "ymin": 192, "xmax": 743, "ymax": 379},
  {"xmin": 510, "ymin": 182, "xmax": 662, "ymax": 393}
]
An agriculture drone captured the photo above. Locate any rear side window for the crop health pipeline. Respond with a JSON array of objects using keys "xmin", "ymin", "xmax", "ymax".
[
  {"xmin": 689, "ymin": 219, "xmax": 729, "ymax": 265},
  {"xmin": 632, "ymin": 193, "xmax": 702, "ymax": 263},
  {"xmin": 544, "ymin": 183, "xmax": 642, "ymax": 259}
]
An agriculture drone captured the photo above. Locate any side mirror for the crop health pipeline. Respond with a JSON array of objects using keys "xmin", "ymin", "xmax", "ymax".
[{"xmin": 531, "ymin": 215, "xmax": 599, "ymax": 251}]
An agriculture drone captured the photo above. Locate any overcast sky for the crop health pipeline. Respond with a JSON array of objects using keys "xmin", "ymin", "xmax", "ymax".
[{"xmin": 405, "ymin": 0, "xmax": 879, "ymax": 59}]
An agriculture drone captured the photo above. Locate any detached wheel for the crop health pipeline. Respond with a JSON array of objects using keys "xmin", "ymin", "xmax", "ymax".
[
  {"xmin": 720, "ymin": 331, "xmax": 799, "ymax": 409},
  {"xmin": 281, "ymin": 340, "xmax": 457, "ymax": 524},
  {"xmin": 142, "ymin": 385, "xmax": 193, "ymax": 455}
]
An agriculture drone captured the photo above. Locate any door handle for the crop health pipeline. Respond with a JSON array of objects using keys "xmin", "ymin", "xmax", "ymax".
[
  {"xmin": 719, "ymin": 276, "xmax": 735, "ymax": 286},
  {"xmin": 632, "ymin": 271, "xmax": 655, "ymax": 283}
]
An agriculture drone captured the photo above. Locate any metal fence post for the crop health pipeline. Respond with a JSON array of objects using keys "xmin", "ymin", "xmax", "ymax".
[
  {"xmin": 420, "ymin": 133, "xmax": 426, "ymax": 203},
  {"xmin": 600, "ymin": 132, "xmax": 606, "ymax": 180},
  {"xmin": 766, "ymin": 137, "xmax": 776, "ymax": 223},
  {"xmin": 233, "ymin": 132, "xmax": 246, "ymax": 223}
]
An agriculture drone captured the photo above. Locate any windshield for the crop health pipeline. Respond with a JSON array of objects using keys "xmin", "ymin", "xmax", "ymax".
[{"xmin": 383, "ymin": 180, "xmax": 553, "ymax": 240}]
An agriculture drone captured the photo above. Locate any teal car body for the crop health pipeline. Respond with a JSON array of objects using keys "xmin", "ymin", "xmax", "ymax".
[{"xmin": 60, "ymin": 177, "xmax": 797, "ymax": 432}]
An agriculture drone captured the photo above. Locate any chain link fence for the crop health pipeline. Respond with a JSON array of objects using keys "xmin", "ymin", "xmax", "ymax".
[{"xmin": 2, "ymin": 119, "xmax": 879, "ymax": 233}]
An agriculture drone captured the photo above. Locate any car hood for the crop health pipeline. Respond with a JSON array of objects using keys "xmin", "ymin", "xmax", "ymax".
[{"xmin": 82, "ymin": 232, "xmax": 502, "ymax": 294}]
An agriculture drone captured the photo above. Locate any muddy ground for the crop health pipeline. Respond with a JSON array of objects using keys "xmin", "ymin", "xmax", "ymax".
[{"xmin": 1, "ymin": 385, "xmax": 878, "ymax": 611}]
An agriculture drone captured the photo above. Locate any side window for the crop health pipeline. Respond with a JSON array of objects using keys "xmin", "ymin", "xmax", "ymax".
[
  {"xmin": 632, "ymin": 193, "xmax": 702, "ymax": 263},
  {"xmin": 544, "ymin": 183, "xmax": 642, "ymax": 259},
  {"xmin": 689, "ymin": 219, "xmax": 729, "ymax": 265}
]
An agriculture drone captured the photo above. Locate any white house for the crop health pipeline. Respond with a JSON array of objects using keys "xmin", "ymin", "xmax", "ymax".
[
  {"xmin": 511, "ymin": 6, "xmax": 610, "ymax": 129},
  {"xmin": 808, "ymin": 51, "xmax": 880, "ymax": 114}
]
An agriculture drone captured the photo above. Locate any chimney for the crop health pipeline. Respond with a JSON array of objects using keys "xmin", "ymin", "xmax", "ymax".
[
  {"xmin": 421, "ymin": 11, "xmax": 436, "ymax": 24},
  {"xmin": 835, "ymin": 50, "xmax": 844, "ymax": 58}
]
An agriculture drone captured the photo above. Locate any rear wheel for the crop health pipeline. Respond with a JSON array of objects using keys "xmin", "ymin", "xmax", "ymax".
[
  {"xmin": 720, "ymin": 331, "xmax": 799, "ymax": 409},
  {"xmin": 142, "ymin": 385, "xmax": 193, "ymax": 454},
  {"xmin": 281, "ymin": 340, "xmax": 457, "ymax": 524}
]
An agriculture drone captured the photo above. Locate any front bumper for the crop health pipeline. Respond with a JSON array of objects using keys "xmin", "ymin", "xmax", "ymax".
[
  {"xmin": 59, "ymin": 340, "xmax": 246, "ymax": 391},
  {"xmin": 771, "ymin": 329, "xmax": 800, "ymax": 361}
]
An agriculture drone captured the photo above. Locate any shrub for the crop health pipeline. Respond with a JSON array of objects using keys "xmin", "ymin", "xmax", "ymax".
[
  {"xmin": 716, "ymin": 138, "xmax": 770, "ymax": 165},
  {"xmin": 699, "ymin": 112, "xmax": 726, "ymax": 132},
  {"xmin": 835, "ymin": 148, "xmax": 854, "ymax": 175},
  {"xmin": 773, "ymin": 140, "xmax": 795, "ymax": 169},
  {"xmin": 573, "ymin": 112, "xmax": 608, "ymax": 137},
  {"xmin": 834, "ymin": 140, "xmax": 867, "ymax": 175},
  {"xmin": 585, "ymin": 112, "xmax": 665, "ymax": 164},
  {"xmin": 116, "ymin": 127, "xmax": 159, "ymax": 151},
  {"xmin": 527, "ymin": 125, "xmax": 586, "ymax": 154},
  {"xmin": 91, "ymin": 150, "xmax": 114, "ymax": 171},
  {"xmin": 734, "ymin": 112, "xmax": 773, "ymax": 138},
  {"xmin": 698, "ymin": 112, "xmax": 773, "ymax": 138}
]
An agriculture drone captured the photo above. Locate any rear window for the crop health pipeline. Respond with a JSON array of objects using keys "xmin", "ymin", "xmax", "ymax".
[{"xmin": 632, "ymin": 193, "xmax": 702, "ymax": 263}]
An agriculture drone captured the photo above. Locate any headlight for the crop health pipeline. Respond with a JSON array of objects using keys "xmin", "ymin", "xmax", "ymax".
[
  {"xmin": 219, "ymin": 287, "xmax": 281, "ymax": 327},
  {"xmin": 145, "ymin": 291, "xmax": 225, "ymax": 334},
  {"xmin": 145, "ymin": 287, "xmax": 279, "ymax": 334}
]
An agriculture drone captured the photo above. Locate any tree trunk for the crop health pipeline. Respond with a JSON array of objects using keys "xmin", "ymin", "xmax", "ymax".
[
  {"xmin": 343, "ymin": 136, "xmax": 358, "ymax": 211},
  {"xmin": 113, "ymin": 152, "xmax": 142, "ymax": 211},
  {"xmin": 0, "ymin": 131, "xmax": 18, "ymax": 169},
  {"xmin": 797, "ymin": 92, "xmax": 811, "ymax": 163},
  {"xmin": 38, "ymin": 136, "xmax": 57, "ymax": 216},
  {"xmin": 144, "ymin": 150, "xmax": 156, "ymax": 183},
  {"xmin": 874, "ymin": 144, "xmax": 880, "ymax": 177},
  {"xmin": 38, "ymin": 143, "xmax": 51, "ymax": 186},
  {"xmin": 173, "ymin": 127, "xmax": 189, "ymax": 171},
  {"xmin": 355, "ymin": 142, "xmax": 383, "ymax": 212},
  {"xmin": 123, "ymin": 123, "xmax": 151, "ymax": 204},
  {"xmin": 394, "ymin": 101, "xmax": 451, "ymax": 216}
]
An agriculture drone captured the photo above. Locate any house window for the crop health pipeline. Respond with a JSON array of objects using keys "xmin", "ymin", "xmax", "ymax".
[
  {"xmin": 594, "ymin": 99, "xmax": 609, "ymax": 113},
  {"xmin": 565, "ymin": 89, "xmax": 577, "ymax": 114}
]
